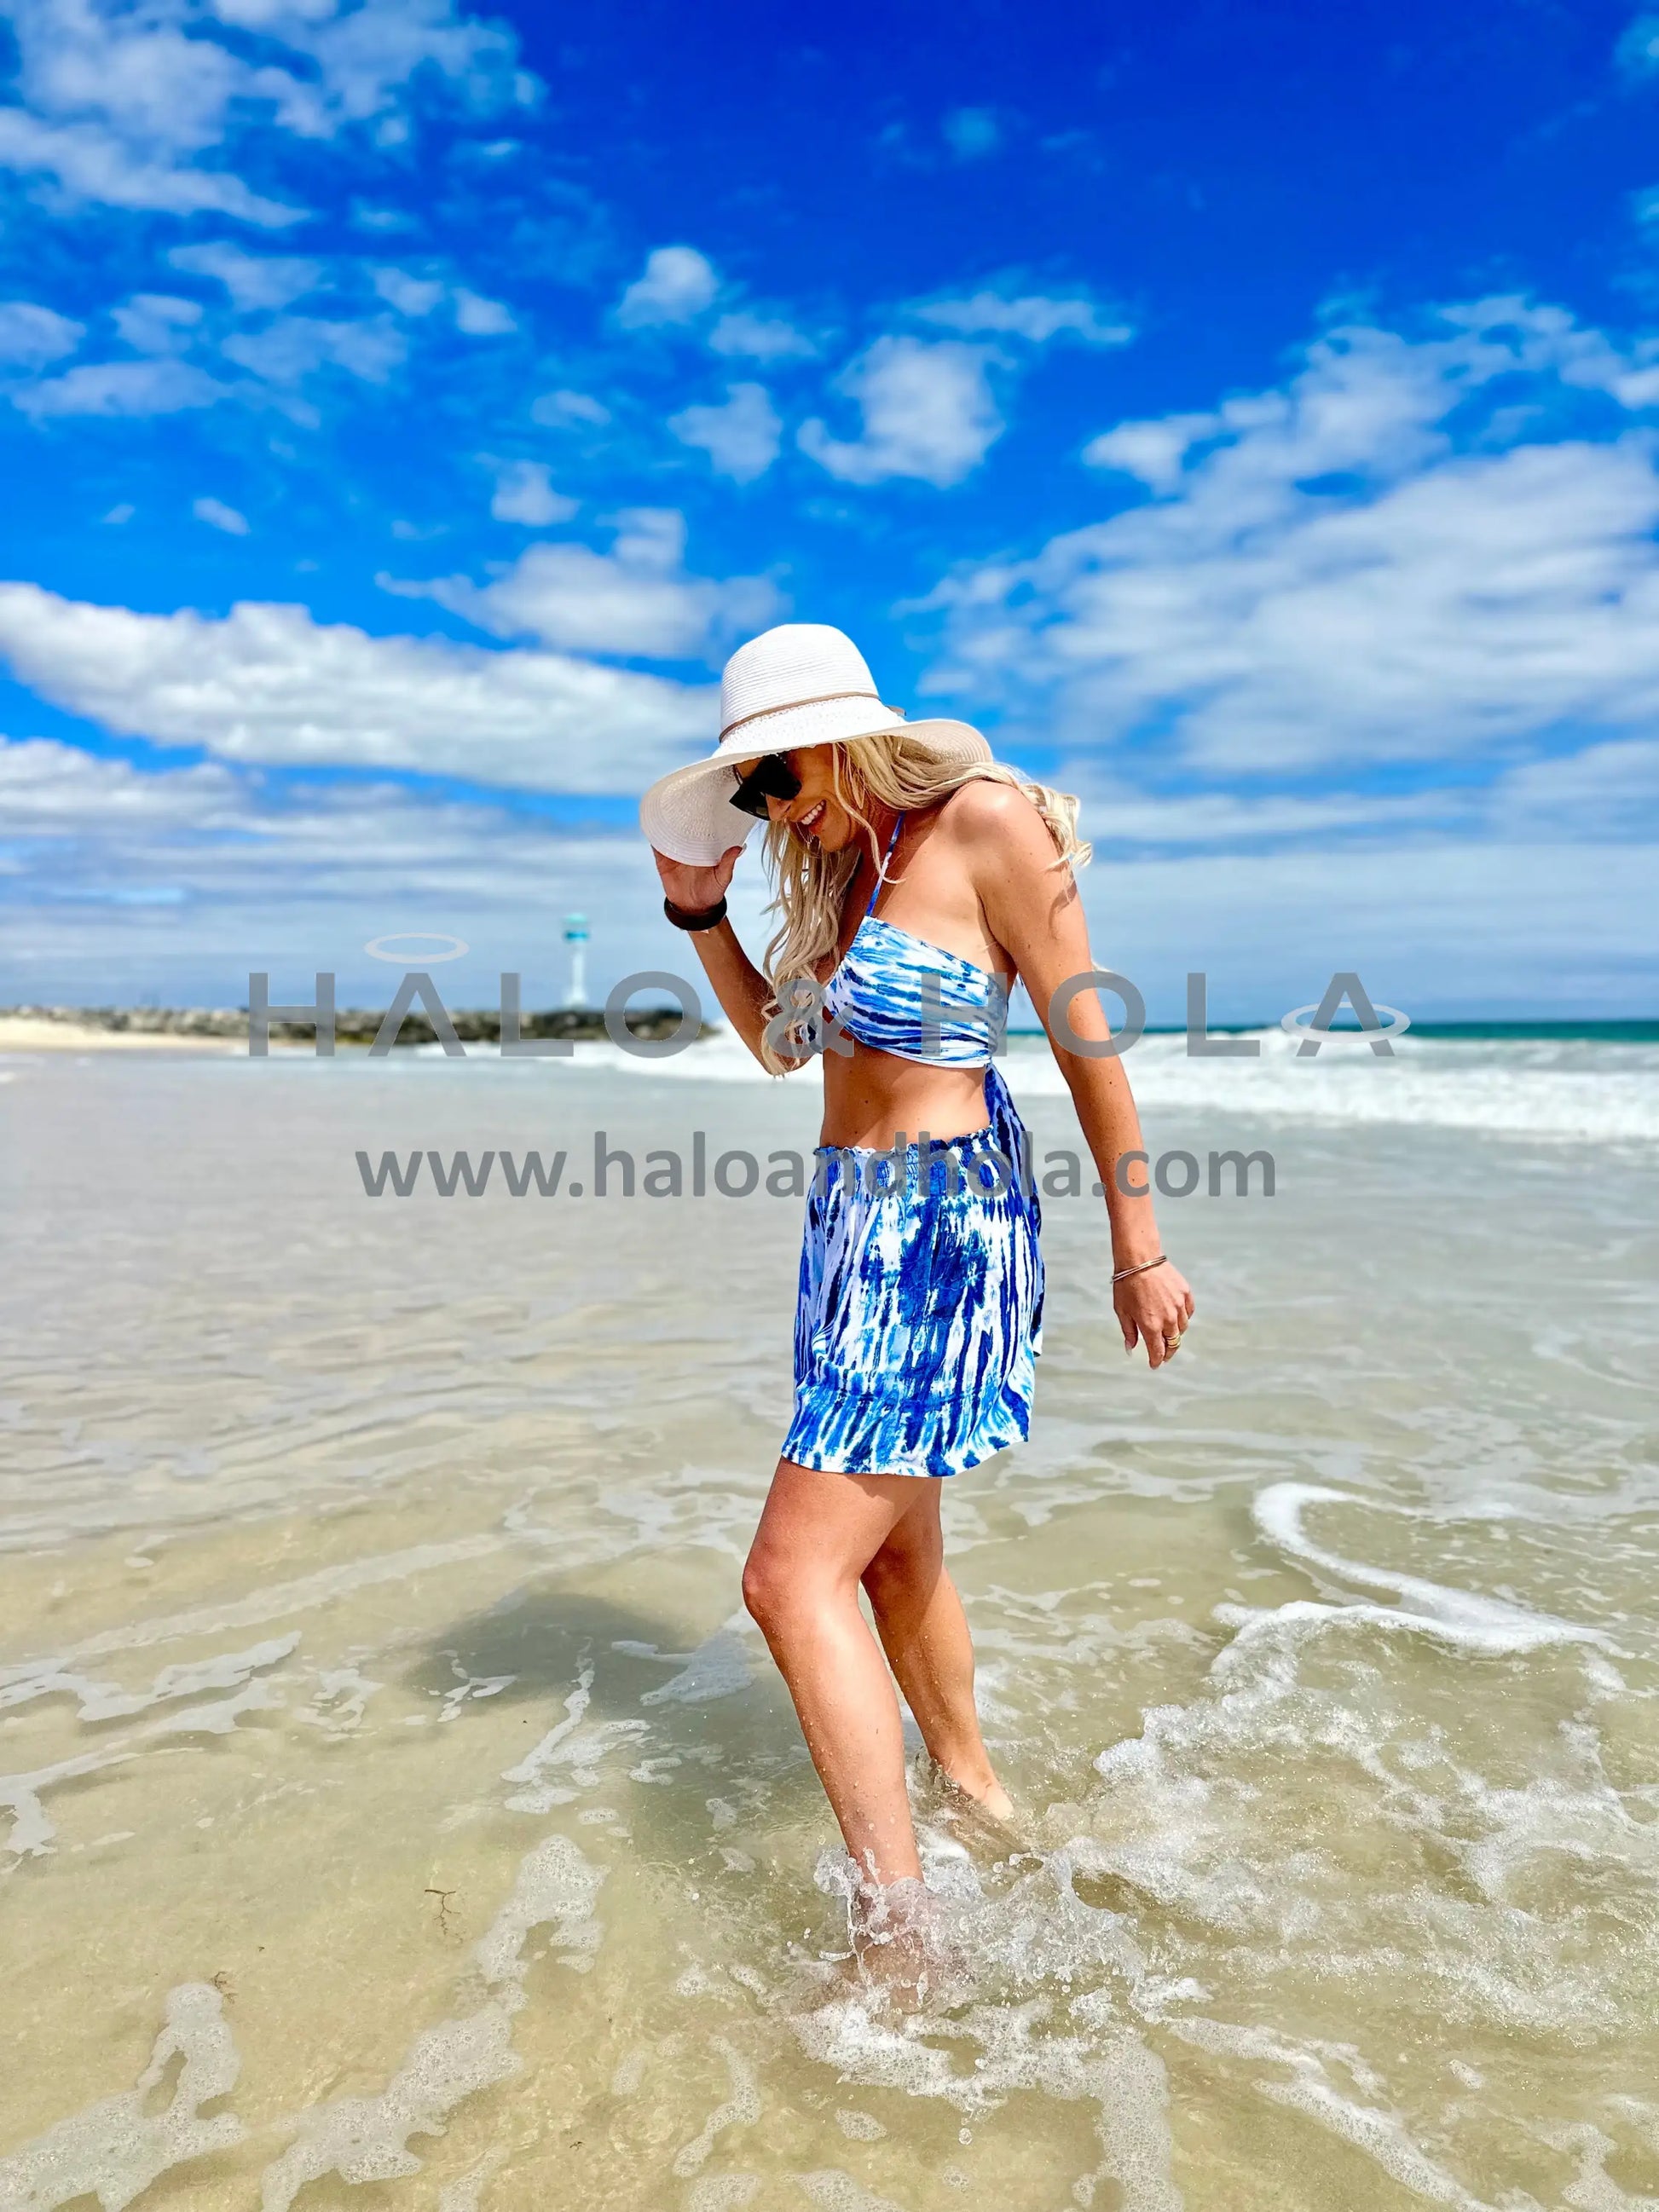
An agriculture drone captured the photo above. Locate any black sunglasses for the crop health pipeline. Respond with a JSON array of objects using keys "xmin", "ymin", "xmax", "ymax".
[{"xmin": 731, "ymin": 753, "xmax": 802, "ymax": 820}]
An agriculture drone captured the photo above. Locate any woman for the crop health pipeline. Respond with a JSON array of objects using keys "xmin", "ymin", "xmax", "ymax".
[{"xmin": 641, "ymin": 623, "xmax": 1193, "ymax": 1910}]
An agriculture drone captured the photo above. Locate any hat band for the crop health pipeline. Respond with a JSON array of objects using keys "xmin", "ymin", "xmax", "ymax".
[{"xmin": 719, "ymin": 688, "xmax": 893, "ymax": 742}]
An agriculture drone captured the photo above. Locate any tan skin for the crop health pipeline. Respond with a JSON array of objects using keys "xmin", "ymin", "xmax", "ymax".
[{"xmin": 652, "ymin": 746, "xmax": 1194, "ymax": 1894}]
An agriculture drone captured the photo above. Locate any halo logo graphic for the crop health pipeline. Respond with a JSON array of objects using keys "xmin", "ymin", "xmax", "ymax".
[
  {"xmin": 364, "ymin": 934, "xmax": 470, "ymax": 965},
  {"xmin": 249, "ymin": 960, "xmax": 1411, "ymax": 1064},
  {"xmin": 1280, "ymin": 971, "xmax": 1409, "ymax": 1056}
]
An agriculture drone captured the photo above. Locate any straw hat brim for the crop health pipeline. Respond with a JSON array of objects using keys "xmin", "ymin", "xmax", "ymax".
[{"xmin": 639, "ymin": 707, "xmax": 993, "ymax": 866}]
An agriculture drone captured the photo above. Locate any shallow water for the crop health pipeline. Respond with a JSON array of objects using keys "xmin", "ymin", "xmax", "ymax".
[{"xmin": 2, "ymin": 1042, "xmax": 1656, "ymax": 2211}]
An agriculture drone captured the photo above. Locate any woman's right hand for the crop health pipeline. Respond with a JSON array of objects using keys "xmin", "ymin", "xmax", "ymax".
[{"xmin": 652, "ymin": 844, "xmax": 743, "ymax": 914}]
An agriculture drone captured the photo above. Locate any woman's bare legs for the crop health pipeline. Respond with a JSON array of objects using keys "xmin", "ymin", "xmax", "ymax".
[
  {"xmin": 743, "ymin": 1460, "xmax": 922, "ymax": 1885},
  {"xmin": 859, "ymin": 1485, "xmax": 1013, "ymax": 1821},
  {"xmin": 742, "ymin": 1460, "xmax": 1009, "ymax": 1886}
]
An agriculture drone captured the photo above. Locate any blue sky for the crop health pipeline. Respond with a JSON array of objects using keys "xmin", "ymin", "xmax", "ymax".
[{"xmin": 2, "ymin": 0, "xmax": 1657, "ymax": 1020}]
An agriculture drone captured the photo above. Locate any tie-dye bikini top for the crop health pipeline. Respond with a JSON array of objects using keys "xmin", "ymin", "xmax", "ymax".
[{"xmin": 821, "ymin": 813, "xmax": 1010, "ymax": 1067}]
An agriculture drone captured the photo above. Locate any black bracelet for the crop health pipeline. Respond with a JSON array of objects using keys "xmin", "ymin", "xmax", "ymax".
[{"xmin": 663, "ymin": 894, "xmax": 728, "ymax": 933}]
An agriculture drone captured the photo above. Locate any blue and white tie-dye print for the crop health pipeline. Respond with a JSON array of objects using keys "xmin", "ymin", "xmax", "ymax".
[
  {"xmin": 783, "ymin": 815, "xmax": 1045, "ymax": 1478},
  {"xmin": 822, "ymin": 915, "xmax": 1010, "ymax": 1065},
  {"xmin": 782, "ymin": 1062, "xmax": 1043, "ymax": 1478}
]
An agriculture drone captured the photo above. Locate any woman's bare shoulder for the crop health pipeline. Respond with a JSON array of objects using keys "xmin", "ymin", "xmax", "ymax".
[
  {"xmin": 935, "ymin": 777, "xmax": 1052, "ymax": 856},
  {"xmin": 938, "ymin": 783, "xmax": 1039, "ymax": 831}
]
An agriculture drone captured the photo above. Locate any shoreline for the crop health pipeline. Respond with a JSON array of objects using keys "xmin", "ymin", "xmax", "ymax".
[
  {"xmin": 0, "ymin": 1005, "xmax": 711, "ymax": 1054},
  {"xmin": 0, "ymin": 1016, "xmax": 251, "ymax": 1054}
]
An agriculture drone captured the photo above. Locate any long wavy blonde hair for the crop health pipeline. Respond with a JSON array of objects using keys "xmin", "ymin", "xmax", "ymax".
[{"xmin": 757, "ymin": 731, "xmax": 1090, "ymax": 1074}]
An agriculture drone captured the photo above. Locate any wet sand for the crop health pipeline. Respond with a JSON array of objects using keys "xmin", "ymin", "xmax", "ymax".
[{"xmin": 0, "ymin": 1019, "xmax": 249, "ymax": 1054}]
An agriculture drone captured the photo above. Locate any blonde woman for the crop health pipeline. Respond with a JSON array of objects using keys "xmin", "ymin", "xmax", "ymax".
[{"xmin": 641, "ymin": 624, "xmax": 1192, "ymax": 1915}]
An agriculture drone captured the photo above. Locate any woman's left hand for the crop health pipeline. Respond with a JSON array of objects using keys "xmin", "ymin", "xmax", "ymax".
[{"xmin": 1116, "ymin": 1261, "xmax": 1194, "ymax": 1370}]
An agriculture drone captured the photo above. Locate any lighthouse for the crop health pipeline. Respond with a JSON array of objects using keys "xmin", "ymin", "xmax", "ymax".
[{"xmin": 563, "ymin": 913, "xmax": 590, "ymax": 1008}]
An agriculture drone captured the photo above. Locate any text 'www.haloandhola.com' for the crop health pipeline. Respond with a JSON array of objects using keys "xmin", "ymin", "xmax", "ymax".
[{"xmin": 355, "ymin": 1134, "xmax": 1277, "ymax": 1201}]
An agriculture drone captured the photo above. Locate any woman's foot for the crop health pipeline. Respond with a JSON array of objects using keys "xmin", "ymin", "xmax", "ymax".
[
  {"xmin": 918, "ymin": 1748, "xmax": 1013, "ymax": 1819},
  {"xmin": 847, "ymin": 1875, "xmax": 961, "ymax": 2007},
  {"xmin": 952, "ymin": 1770, "xmax": 1015, "ymax": 1822},
  {"xmin": 917, "ymin": 1753, "xmax": 1033, "ymax": 1857}
]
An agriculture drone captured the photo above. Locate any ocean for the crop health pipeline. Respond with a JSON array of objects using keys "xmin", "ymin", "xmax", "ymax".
[{"xmin": 1, "ymin": 1029, "xmax": 1656, "ymax": 2210}]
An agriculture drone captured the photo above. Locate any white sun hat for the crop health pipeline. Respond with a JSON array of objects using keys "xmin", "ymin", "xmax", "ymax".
[{"xmin": 639, "ymin": 621, "xmax": 992, "ymax": 865}]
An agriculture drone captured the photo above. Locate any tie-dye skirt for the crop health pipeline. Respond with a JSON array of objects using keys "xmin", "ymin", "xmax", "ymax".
[{"xmin": 780, "ymin": 1065, "xmax": 1043, "ymax": 1480}]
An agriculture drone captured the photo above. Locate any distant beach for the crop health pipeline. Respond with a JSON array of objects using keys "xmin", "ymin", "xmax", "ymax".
[{"xmin": 0, "ymin": 1004, "xmax": 708, "ymax": 1054}]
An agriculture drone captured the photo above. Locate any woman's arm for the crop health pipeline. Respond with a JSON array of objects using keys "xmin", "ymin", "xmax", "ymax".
[
  {"xmin": 951, "ymin": 786, "xmax": 1195, "ymax": 1368},
  {"xmin": 650, "ymin": 845, "xmax": 800, "ymax": 1070}
]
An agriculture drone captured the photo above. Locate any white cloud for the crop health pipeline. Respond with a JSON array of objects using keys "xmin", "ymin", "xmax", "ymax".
[
  {"xmin": 453, "ymin": 286, "xmax": 515, "ymax": 336},
  {"xmin": 193, "ymin": 495, "xmax": 249, "ymax": 535},
  {"xmin": 1616, "ymin": 12, "xmax": 1659, "ymax": 75},
  {"xmin": 14, "ymin": 357, "xmax": 226, "ymax": 417},
  {"xmin": 799, "ymin": 335, "xmax": 1003, "ymax": 487},
  {"xmin": 221, "ymin": 313, "xmax": 406, "ymax": 385},
  {"xmin": 927, "ymin": 297, "xmax": 1659, "ymax": 772},
  {"xmin": 0, "ymin": 299, "xmax": 83, "ymax": 367},
  {"xmin": 914, "ymin": 290, "xmax": 1133, "ymax": 348},
  {"xmin": 101, "ymin": 502, "xmax": 134, "ymax": 524},
  {"xmin": 1054, "ymin": 775, "xmax": 1455, "ymax": 850},
  {"xmin": 383, "ymin": 510, "xmax": 780, "ymax": 660},
  {"xmin": 0, "ymin": 738, "xmax": 693, "ymax": 1010},
  {"xmin": 350, "ymin": 200, "xmax": 418, "ymax": 234},
  {"xmin": 171, "ymin": 242, "xmax": 322, "ymax": 310},
  {"xmin": 668, "ymin": 382, "xmax": 783, "ymax": 483},
  {"xmin": 488, "ymin": 459, "xmax": 577, "ymax": 525},
  {"xmin": 708, "ymin": 310, "xmax": 818, "ymax": 361},
  {"xmin": 0, "ymin": 737, "xmax": 246, "ymax": 829},
  {"xmin": 218, "ymin": 0, "xmax": 524, "ymax": 130},
  {"xmin": 1484, "ymin": 735, "xmax": 1659, "ymax": 840},
  {"xmin": 371, "ymin": 266, "xmax": 445, "ymax": 317},
  {"xmin": 1049, "ymin": 737, "xmax": 1659, "ymax": 852},
  {"xmin": 0, "ymin": 0, "xmax": 524, "ymax": 232},
  {"xmin": 941, "ymin": 107, "xmax": 1001, "ymax": 160},
  {"xmin": 9, "ymin": 739, "xmax": 1651, "ymax": 1015},
  {"xmin": 1066, "ymin": 836, "xmax": 1659, "ymax": 1020},
  {"xmin": 13, "ymin": 734, "xmax": 1659, "ymax": 1017},
  {"xmin": 111, "ymin": 292, "xmax": 204, "ymax": 354},
  {"xmin": 529, "ymin": 387, "xmax": 611, "ymax": 429},
  {"xmin": 0, "ymin": 107, "xmax": 302, "ymax": 225},
  {"xmin": 616, "ymin": 245, "xmax": 719, "ymax": 329},
  {"xmin": 1081, "ymin": 412, "xmax": 1220, "ymax": 489},
  {"xmin": 0, "ymin": 584, "xmax": 714, "ymax": 791}
]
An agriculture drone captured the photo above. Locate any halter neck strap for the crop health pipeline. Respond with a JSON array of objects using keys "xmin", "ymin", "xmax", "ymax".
[{"xmin": 864, "ymin": 811, "xmax": 905, "ymax": 917}]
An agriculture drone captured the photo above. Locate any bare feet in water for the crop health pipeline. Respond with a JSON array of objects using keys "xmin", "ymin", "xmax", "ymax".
[
  {"xmin": 847, "ymin": 1875, "xmax": 959, "ymax": 2006},
  {"xmin": 917, "ymin": 1754, "xmax": 1031, "ymax": 1857},
  {"xmin": 957, "ymin": 1772, "xmax": 1014, "ymax": 1822}
]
